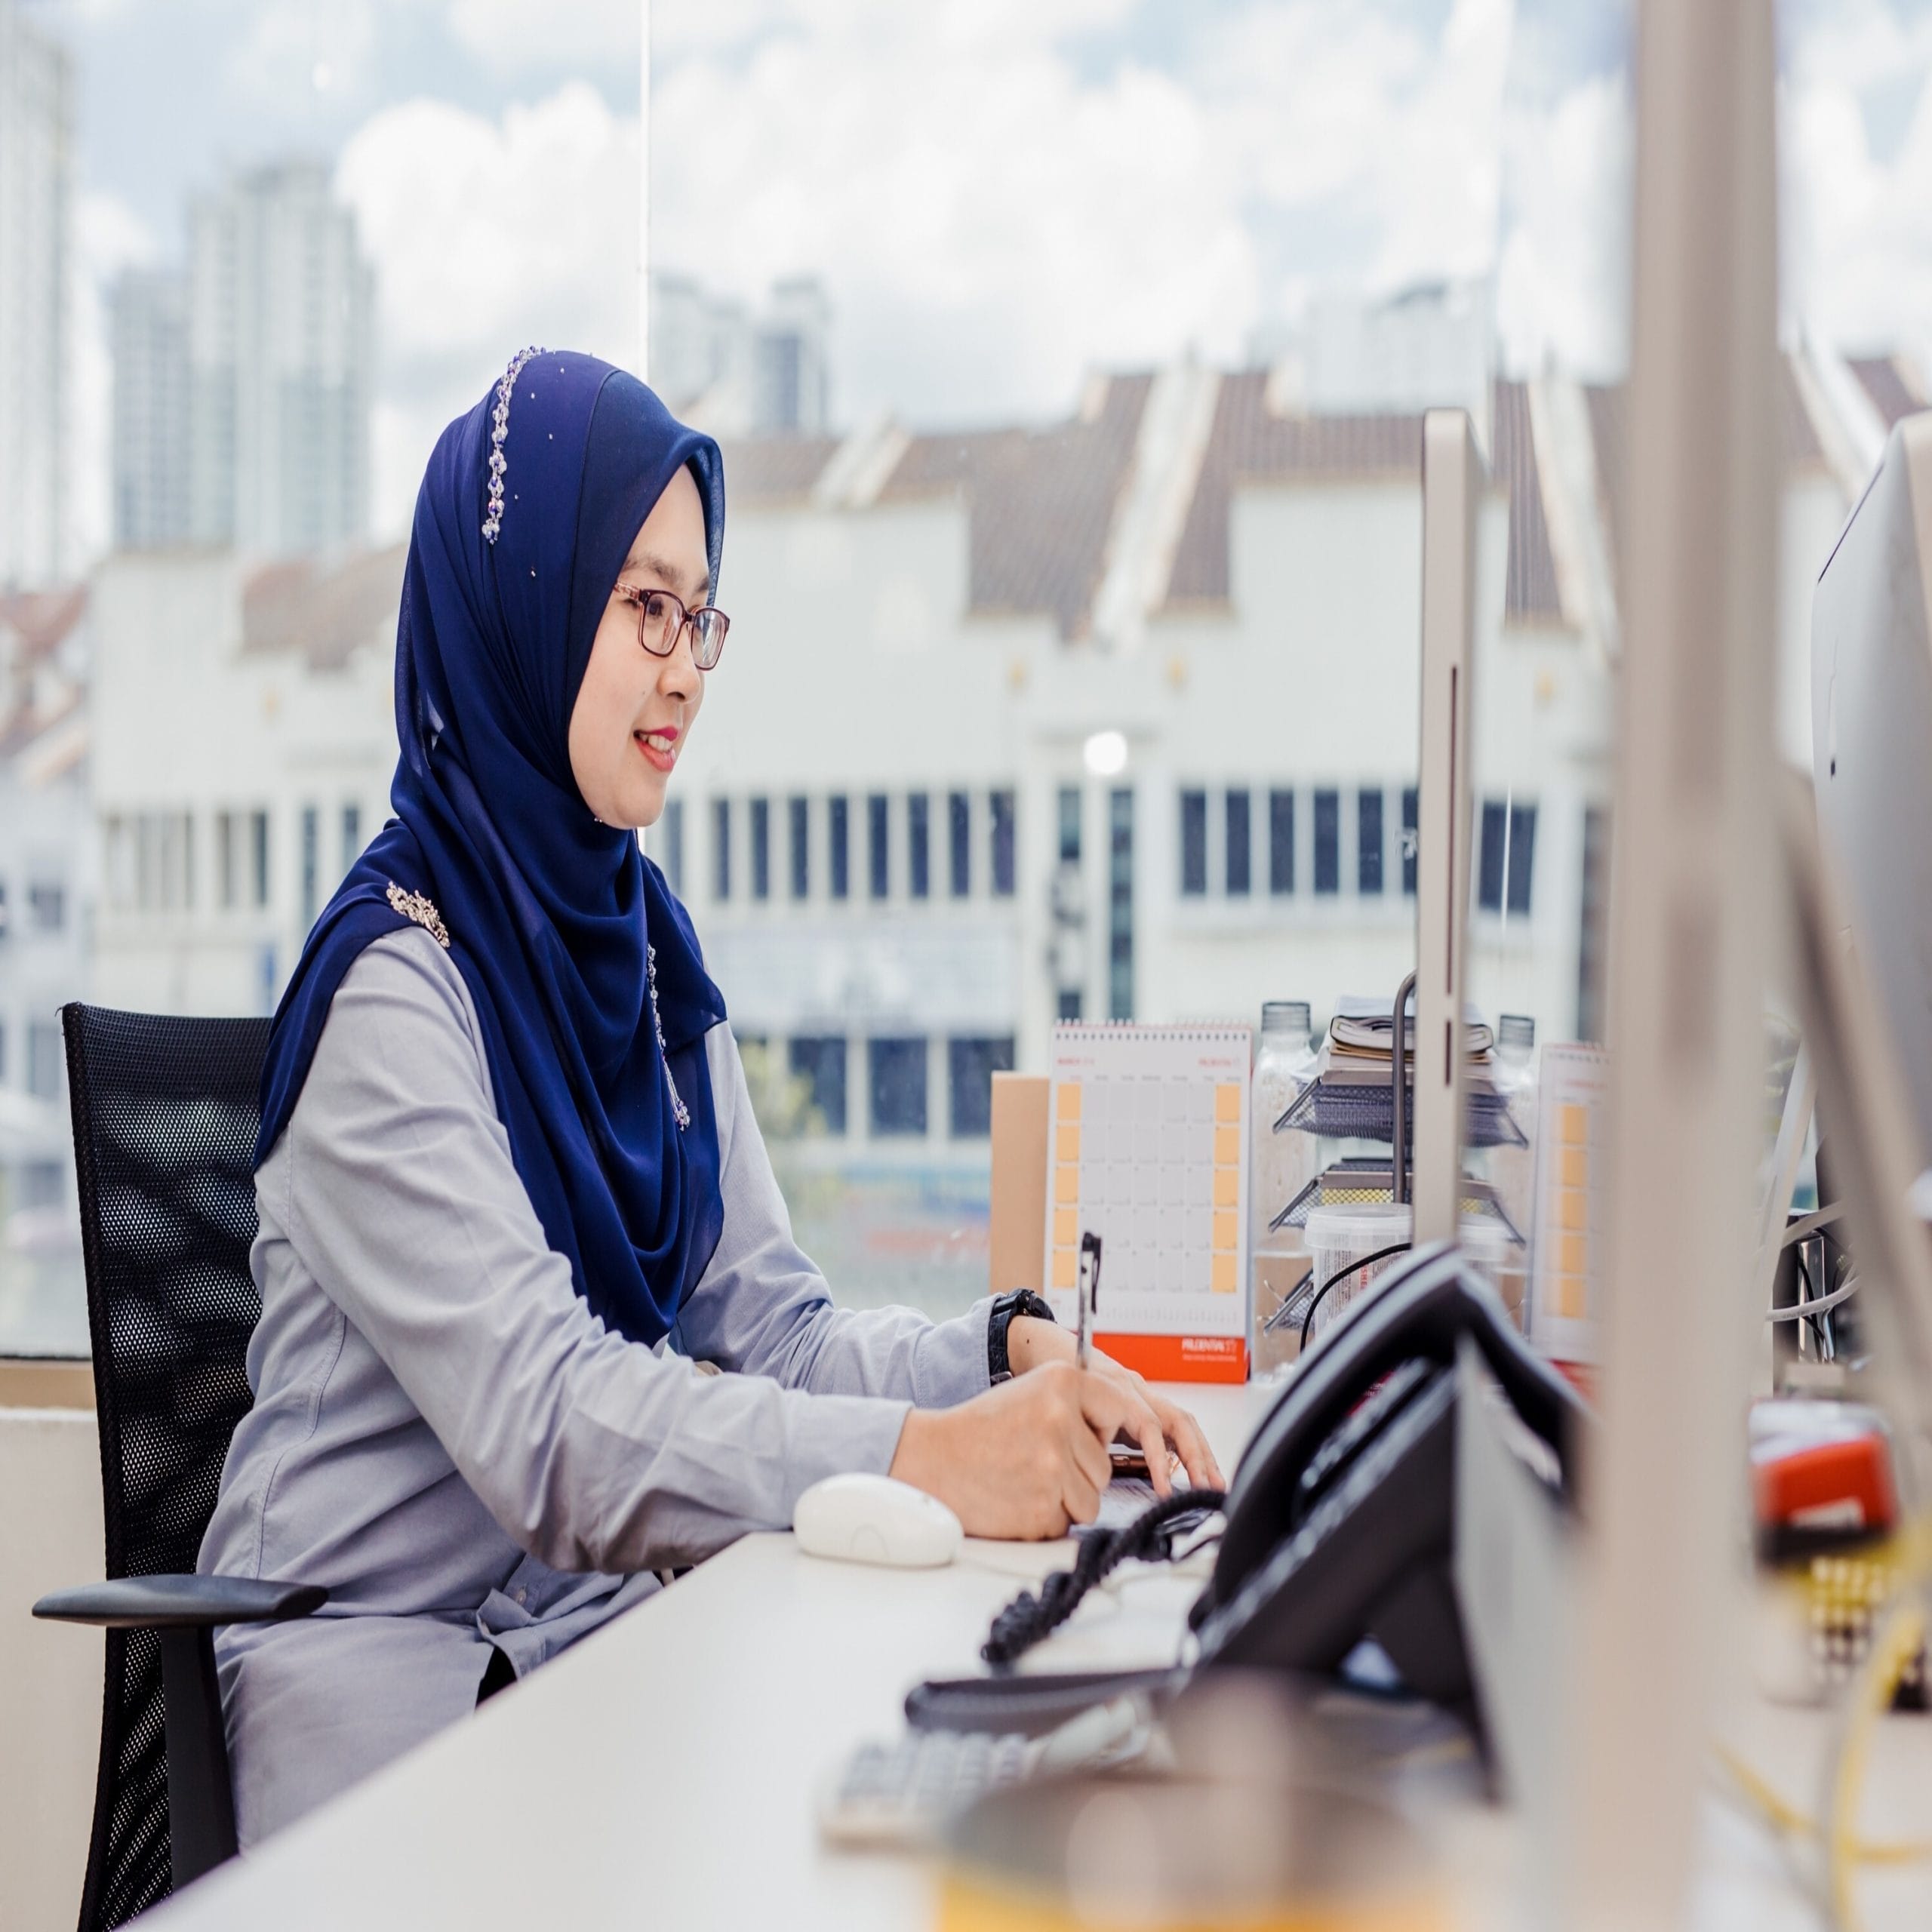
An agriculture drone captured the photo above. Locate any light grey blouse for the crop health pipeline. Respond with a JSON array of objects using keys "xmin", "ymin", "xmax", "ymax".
[{"xmin": 198, "ymin": 926, "xmax": 992, "ymax": 1846}]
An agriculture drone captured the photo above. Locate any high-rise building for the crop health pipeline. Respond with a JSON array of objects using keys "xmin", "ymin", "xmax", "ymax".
[
  {"xmin": 114, "ymin": 161, "xmax": 373, "ymax": 558},
  {"xmin": 0, "ymin": 0, "xmax": 72, "ymax": 589},
  {"xmin": 110, "ymin": 270, "xmax": 192, "ymax": 549},
  {"xmin": 651, "ymin": 271, "xmax": 830, "ymax": 438}
]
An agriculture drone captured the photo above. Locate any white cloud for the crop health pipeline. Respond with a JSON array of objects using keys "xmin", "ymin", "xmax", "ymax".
[{"xmin": 336, "ymin": 84, "xmax": 641, "ymax": 536}]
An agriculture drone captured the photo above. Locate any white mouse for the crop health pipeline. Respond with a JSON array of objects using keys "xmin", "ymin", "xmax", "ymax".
[{"xmin": 792, "ymin": 1472, "xmax": 963, "ymax": 1569}]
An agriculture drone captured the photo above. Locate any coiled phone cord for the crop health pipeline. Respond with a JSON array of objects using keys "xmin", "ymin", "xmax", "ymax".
[{"xmin": 982, "ymin": 1487, "xmax": 1226, "ymax": 1667}]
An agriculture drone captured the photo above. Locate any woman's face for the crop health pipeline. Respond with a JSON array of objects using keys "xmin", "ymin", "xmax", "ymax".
[{"xmin": 568, "ymin": 465, "xmax": 709, "ymax": 830}]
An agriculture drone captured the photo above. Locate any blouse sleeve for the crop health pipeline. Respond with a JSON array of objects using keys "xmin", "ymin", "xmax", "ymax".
[
  {"xmin": 668, "ymin": 1026, "xmax": 995, "ymax": 1409},
  {"xmin": 278, "ymin": 928, "xmax": 912, "ymax": 1577}
]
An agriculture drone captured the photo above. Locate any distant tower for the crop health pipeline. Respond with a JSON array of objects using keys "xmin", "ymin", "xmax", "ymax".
[
  {"xmin": 0, "ymin": 0, "xmax": 73, "ymax": 587},
  {"xmin": 754, "ymin": 276, "xmax": 831, "ymax": 435},
  {"xmin": 111, "ymin": 269, "xmax": 192, "ymax": 549},
  {"xmin": 182, "ymin": 161, "xmax": 374, "ymax": 556}
]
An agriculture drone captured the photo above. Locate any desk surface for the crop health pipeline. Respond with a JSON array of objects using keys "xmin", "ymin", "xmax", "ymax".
[{"xmin": 147, "ymin": 1383, "xmax": 1930, "ymax": 1930}]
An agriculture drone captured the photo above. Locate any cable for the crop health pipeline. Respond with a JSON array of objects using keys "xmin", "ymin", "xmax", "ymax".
[
  {"xmin": 1714, "ymin": 1743, "xmax": 1928, "ymax": 1868},
  {"xmin": 1299, "ymin": 1243, "xmax": 1414, "ymax": 1352},
  {"xmin": 981, "ymin": 1489, "xmax": 1226, "ymax": 1669}
]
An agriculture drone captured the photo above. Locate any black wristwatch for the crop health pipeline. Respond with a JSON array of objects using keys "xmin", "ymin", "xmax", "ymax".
[{"xmin": 987, "ymin": 1288, "xmax": 1057, "ymax": 1383}]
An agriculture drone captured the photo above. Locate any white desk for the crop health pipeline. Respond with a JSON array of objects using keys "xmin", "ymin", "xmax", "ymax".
[{"xmin": 144, "ymin": 1383, "xmax": 1930, "ymax": 1930}]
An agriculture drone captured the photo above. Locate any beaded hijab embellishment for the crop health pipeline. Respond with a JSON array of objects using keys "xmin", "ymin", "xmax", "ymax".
[
  {"xmin": 386, "ymin": 881, "xmax": 451, "ymax": 950},
  {"xmin": 648, "ymin": 943, "xmax": 691, "ymax": 1131},
  {"xmin": 481, "ymin": 345, "xmax": 546, "ymax": 544}
]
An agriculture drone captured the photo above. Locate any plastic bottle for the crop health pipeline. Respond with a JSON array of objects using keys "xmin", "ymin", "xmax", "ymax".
[
  {"xmin": 1251, "ymin": 1000, "xmax": 1321, "ymax": 1374},
  {"xmin": 1487, "ymin": 1014, "xmax": 1538, "ymax": 1325}
]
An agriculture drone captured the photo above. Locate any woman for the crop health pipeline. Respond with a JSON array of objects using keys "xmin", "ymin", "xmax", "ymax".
[{"xmin": 199, "ymin": 349, "xmax": 1221, "ymax": 1844}]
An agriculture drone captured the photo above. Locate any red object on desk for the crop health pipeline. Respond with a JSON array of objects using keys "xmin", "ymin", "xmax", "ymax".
[{"xmin": 1752, "ymin": 1435, "xmax": 1896, "ymax": 1538}]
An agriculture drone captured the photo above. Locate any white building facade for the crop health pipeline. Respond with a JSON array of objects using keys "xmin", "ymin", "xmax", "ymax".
[{"xmin": 0, "ymin": 0, "xmax": 72, "ymax": 589}]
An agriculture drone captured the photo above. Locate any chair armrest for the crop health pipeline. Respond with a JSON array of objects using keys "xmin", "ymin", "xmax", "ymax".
[{"xmin": 33, "ymin": 1574, "xmax": 327, "ymax": 1629}]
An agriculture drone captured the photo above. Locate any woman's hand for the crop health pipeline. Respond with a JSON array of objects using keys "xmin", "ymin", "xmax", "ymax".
[
  {"xmin": 888, "ymin": 1364, "xmax": 1163, "ymax": 1540},
  {"xmin": 1005, "ymin": 1315, "xmax": 1226, "ymax": 1494}
]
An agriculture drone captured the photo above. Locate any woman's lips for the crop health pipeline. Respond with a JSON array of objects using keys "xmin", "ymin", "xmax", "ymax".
[{"xmin": 635, "ymin": 727, "xmax": 678, "ymax": 774}]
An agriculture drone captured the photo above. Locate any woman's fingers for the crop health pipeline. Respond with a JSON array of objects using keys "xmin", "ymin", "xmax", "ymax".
[{"xmin": 1155, "ymin": 1400, "xmax": 1224, "ymax": 1491}]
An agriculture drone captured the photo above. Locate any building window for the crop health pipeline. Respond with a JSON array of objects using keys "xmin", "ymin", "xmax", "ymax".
[
  {"xmin": 750, "ymin": 797, "xmax": 771, "ymax": 900},
  {"xmin": 1269, "ymin": 789, "xmax": 1294, "ymax": 895},
  {"xmin": 1057, "ymin": 786, "xmax": 1081, "ymax": 865},
  {"xmin": 1313, "ymin": 789, "xmax": 1340, "ymax": 896},
  {"xmin": 0, "ymin": 880, "xmax": 8, "ymax": 939},
  {"xmin": 990, "ymin": 789, "xmax": 1016, "ymax": 897},
  {"xmin": 1401, "ymin": 787, "xmax": 1418, "ymax": 897},
  {"xmin": 829, "ymin": 795, "xmax": 849, "ymax": 900},
  {"xmin": 662, "ymin": 798, "xmax": 685, "ymax": 895},
  {"xmin": 789, "ymin": 795, "xmax": 810, "ymax": 900},
  {"xmin": 27, "ymin": 1019, "xmax": 60, "ymax": 1100},
  {"xmin": 868, "ymin": 1036, "xmax": 927, "ymax": 1136},
  {"xmin": 0, "ymin": 1020, "xmax": 7, "ymax": 1082},
  {"xmin": 712, "ymin": 798, "xmax": 732, "ymax": 901},
  {"xmin": 789, "ymin": 1035, "xmax": 848, "ymax": 1134},
  {"xmin": 1578, "ymin": 804, "xmax": 1608, "ymax": 1041},
  {"xmin": 949, "ymin": 1035, "xmax": 1015, "ymax": 1137},
  {"xmin": 1109, "ymin": 787, "xmax": 1134, "ymax": 1020},
  {"xmin": 908, "ymin": 792, "xmax": 931, "ymax": 900},
  {"xmin": 300, "ymin": 806, "xmax": 319, "ymax": 928},
  {"xmin": 1225, "ymin": 789, "xmax": 1251, "ymax": 897},
  {"xmin": 949, "ymin": 791, "xmax": 971, "ymax": 897},
  {"xmin": 1057, "ymin": 990, "xmax": 1082, "ymax": 1021},
  {"xmin": 868, "ymin": 793, "xmax": 890, "ymax": 900},
  {"xmin": 1180, "ymin": 789, "xmax": 1207, "ymax": 897},
  {"xmin": 1478, "ymin": 800, "xmax": 1537, "ymax": 916},
  {"xmin": 341, "ymin": 801, "xmax": 361, "ymax": 874},
  {"xmin": 1358, "ymin": 788, "xmax": 1383, "ymax": 896},
  {"xmin": 28, "ymin": 881, "xmax": 64, "ymax": 931},
  {"xmin": 251, "ymin": 809, "xmax": 270, "ymax": 909}
]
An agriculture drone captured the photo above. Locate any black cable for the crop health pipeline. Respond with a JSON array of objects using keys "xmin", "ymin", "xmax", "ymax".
[
  {"xmin": 1795, "ymin": 1247, "xmax": 1823, "ymax": 1355},
  {"xmin": 981, "ymin": 1487, "xmax": 1226, "ymax": 1669},
  {"xmin": 1299, "ymin": 1241, "xmax": 1414, "ymax": 1352}
]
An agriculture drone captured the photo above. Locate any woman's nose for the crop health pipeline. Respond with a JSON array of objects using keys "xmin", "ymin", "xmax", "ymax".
[{"xmin": 658, "ymin": 626, "xmax": 701, "ymax": 698}]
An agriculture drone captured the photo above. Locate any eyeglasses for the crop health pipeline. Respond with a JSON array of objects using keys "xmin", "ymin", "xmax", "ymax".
[{"xmin": 614, "ymin": 584, "xmax": 730, "ymax": 671}]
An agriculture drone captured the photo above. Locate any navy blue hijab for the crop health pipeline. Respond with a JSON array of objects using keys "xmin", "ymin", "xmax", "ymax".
[{"xmin": 255, "ymin": 350, "xmax": 729, "ymax": 1347}]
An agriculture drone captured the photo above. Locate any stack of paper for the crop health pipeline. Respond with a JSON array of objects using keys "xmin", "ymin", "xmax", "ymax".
[{"xmin": 1318, "ymin": 995, "xmax": 1496, "ymax": 1090}]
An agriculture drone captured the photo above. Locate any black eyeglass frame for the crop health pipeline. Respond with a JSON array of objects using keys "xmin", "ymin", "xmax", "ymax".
[{"xmin": 614, "ymin": 583, "xmax": 731, "ymax": 671}]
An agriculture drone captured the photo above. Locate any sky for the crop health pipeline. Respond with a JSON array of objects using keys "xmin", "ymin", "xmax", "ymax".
[{"xmin": 28, "ymin": 0, "xmax": 1932, "ymax": 553}]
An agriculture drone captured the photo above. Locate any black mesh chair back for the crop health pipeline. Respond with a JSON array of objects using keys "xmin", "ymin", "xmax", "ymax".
[{"xmin": 61, "ymin": 1004, "xmax": 271, "ymax": 1931}]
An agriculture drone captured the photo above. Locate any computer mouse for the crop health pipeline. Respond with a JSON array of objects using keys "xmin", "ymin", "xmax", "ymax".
[{"xmin": 792, "ymin": 1472, "xmax": 964, "ymax": 1568}]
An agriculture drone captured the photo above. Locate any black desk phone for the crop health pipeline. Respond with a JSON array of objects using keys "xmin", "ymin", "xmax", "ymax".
[{"xmin": 909, "ymin": 1243, "xmax": 1586, "ymax": 1737}]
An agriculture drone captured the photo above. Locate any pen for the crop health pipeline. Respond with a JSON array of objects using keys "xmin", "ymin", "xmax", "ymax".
[{"xmin": 1077, "ymin": 1232, "xmax": 1102, "ymax": 1371}]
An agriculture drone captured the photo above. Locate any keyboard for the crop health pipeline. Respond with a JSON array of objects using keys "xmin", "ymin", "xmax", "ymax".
[{"xmin": 820, "ymin": 1728, "xmax": 1036, "ymax": 1848}]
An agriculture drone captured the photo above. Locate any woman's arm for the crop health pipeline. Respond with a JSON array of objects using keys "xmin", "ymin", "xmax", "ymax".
[
  {"xmin": 668, "ymin": 1025, "xmax": 993, "ymax": 1408},
  {"xmin": 280, "ymin": 931, "xmax": 914, "ymax": 1577}
]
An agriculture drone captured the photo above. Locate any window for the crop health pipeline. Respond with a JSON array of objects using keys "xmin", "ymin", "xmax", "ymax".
[
  {"xmin": 27, "ymin": 1019, "xmax": 60, "ymax": 1100},
  {"xmin": 1401, "ymin": 787, "xmax": 1418, "ymax": 896},
  {"xmin": 0, "ymin": 879, "xmax": 8, "ymax": 937},
  {"xmin": 1057, "ymin": 785, "xmax": 1081, "ymax": 864},
  {"xmin": 989, "ymin": 789, "xmax": 1016, "ymax": 897},
  {"xmin": 1578, "ymin": 804, "xmax": 1609, "ymax": 1041},
  {"xmin": 1225, "ymin": 789, "xmax": 1251, "ymax": 897},
  {"xmin": 829, "ymin": 795, "xmax": 849, "ymax": 900},
  {"xmin": 0, "ymin": 1020, "xmax": 7, "ymax": 1081},
  {"xmin": 868, "ymin": 793, "xmax": 890, "ymax": 899},
  {"xmin": 341, "ymin": 801, "xmax": 361, "ymax": 873},
  {"xmin": 789, "ymin": 795, "xmax": 810, "ymax": 900},
  {"xmin": 750, "ymin": 796, "xmax": 771, "ymax": 900},
  {"xmin": 251, "ymin": 808, "xmax": 269, "ymax": 908},
  {"xmin": 28, "ymin": 880, "xmax": 64, "ymax": 931},
  {"xmin": 712, "ymin": 798, "xmax": 731, "ymax": 901},
  {"xmin": 300, "ymin": 805, "xmax": 318, "ymax": 927},
  {"xmin": 1109, "ymin": 787, "xmax": 1134, "ymax": 1019},
  {"xmin": 123, "ymin": 809, "xmax": 194, "ymax": 912},
  {"xmin": 908, "ymin": 792, "xmax": 930, "ymax": 899},
  {"xmin": 662, "ymin": 798, "xmax": 685, "ymax": 895},
  {"xmin": 1313, "ymin": 789, "xmax": 1340, "ymax": 895},
  {"xmin": 949, "ymin": 791, "xmax": 971, "ymax": 897},
  {"xmin": 1180, "ymin": 788, "xmax": 1207, "ymax": 897},
  {"xmin": 1478, "ymin": 800, "xmax": 1537, "ymax": 916},
  {"xmin": 949, "ymin": 1035, "xmax": 1014, "ymax": 1137},
  {"xmin": 868, "ymin": 1037, "xmax": 927, "ymax": 1136},
  {"xmin": 217, "ymin": 811, "xmax": 238, "ymax": 908},
  {"xmin": 1269, "ymin": 789, "xmax": 1294, "ymax": 895},
  {"xmin": 1358, "ymin": 788, "xmax": 1383, "ymax": 896},
  {"xmin": 789, "ymin": 1035, "xmax": 848, "ymax": 1134}
]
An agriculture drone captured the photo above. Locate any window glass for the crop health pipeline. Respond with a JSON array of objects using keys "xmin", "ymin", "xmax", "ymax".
[
  {"xmin": 867, "ymin": 793, "xmax": 890, "ymax": 900},
  {"xmin": 1358, "ymin": 788, "xmax": 1383, "ymax": 897},
  {"xmin": 868, "ymin": 1038, "xmax": 927, "ymax": 1137},
  {"xmin": 948, "ymin": 1035, "xmax": 1014, "ymax": 1137},
  {"xmin": 1057, "ymin": 786, "xmax": 1081, "ymax": 865},
  {"xmin": 1179, "ymin": 789, "xmax": 1208, "ymax": 897},
  {"xmin": 1401, "ymin": 786, "xmax": 1418, "ymax": 897},
  {"xmin": 949, "ymin": 791, "xmax": 971, "ymax": 897},
  {"xmin": 907, "ymin": 792, "xmax": 930, "ymax": 900},
  {"xmin": 662, "ymin": 797, "xmax": 685, "ymax": 896},
  {"xmin": 1312, "ymin": 789, "xmax": 1340, "ymax": 896},
  {"xmin": 29, "ymin": 881, "xmax": 65, "ymax": 931},
  {"xmin": 1269, "ymin": 789, "xmax": 1294, "ymax": 896},
  {"xmin": 989, "ymin": 789, "xmax": 1016, "ymax": 897},
  {"xmin": 712, "ymin": 798, "xmax": 731, "ymax": 901},
  {"xmin": 829, "ymin": 795, "xmax": 849, "ymax": 900},
  {"xmin": 788, "ymin": 1036, "xmax": 848, "ymax": 1135},
  {"xmin": 1108, "ymin": 788, "xmax": 1134, "ymax": 1020},
  {"xmin": 300, "ymin": 804, "xmax": 318, "ymax": 926},
  {"xmin": 789, "ymin": 795, "xmax": 809, "ymax": 900},
  {"xmin": 27, "ymin": 1021, "xmax": 60, "ymax": 1101},
  {"xmin": 1224, "ymin": 789, "xmax": 1251, "ymax": 897},
  {"xmin": 341, "ymin": 801, "xmax": 361, "ymax": 874},
  {"xmin": 749, "ymin": 796, "xmax": 771, "ymax": 900}
]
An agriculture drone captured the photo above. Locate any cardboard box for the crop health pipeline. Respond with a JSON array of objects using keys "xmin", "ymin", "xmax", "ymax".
[{"xmin": 989, "ymin": 1072, "xmax": 1048, "ymax": 1297}]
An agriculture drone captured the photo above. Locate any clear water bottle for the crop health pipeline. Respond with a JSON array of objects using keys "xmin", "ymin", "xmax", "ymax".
[
  {"xmin": 1251, "ymin": 1000, "xmax": 1320, "ymax": 1374},
  {"xmin": 1487, "ymin": 1014, "xmax": 1538, "ymax": 1325}
]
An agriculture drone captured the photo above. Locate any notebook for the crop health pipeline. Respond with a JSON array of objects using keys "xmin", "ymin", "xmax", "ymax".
[{"xmin": 1042, "ymin": 1022, "xmax": 1253, "ymax": 1383}]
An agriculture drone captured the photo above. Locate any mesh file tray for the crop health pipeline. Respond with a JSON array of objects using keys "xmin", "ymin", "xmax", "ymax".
[
  {"xmin": 1273, "ymin": 1078, "xmax": 1527, "ymax": 1149},
  {"xmin": 1269, "ymin": 1162, "xmax": 1524, "ymax": 1243}
]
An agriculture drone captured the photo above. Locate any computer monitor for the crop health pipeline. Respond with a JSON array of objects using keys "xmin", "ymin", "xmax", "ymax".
[{"xmin": 1812, "ymin": 410, "xmax": 1932, "ymax": 1176}]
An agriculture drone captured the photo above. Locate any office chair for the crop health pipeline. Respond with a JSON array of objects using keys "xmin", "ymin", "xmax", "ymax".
[{"xmin": 32, "ymin": 1004, "xmax": 325, "ymax": 1930}]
